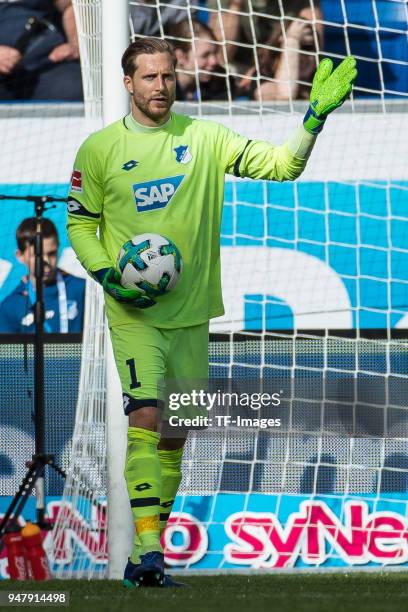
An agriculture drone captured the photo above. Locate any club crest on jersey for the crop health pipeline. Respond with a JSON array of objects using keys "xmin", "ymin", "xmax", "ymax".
[
  {"xmin": 174, "ymin": 145, "xmax": 192, "ymax": 164},
  {"xmin": 70, "ymin": 169, "xmax": 82, "ymax": 192},
  {"xmin": 133, "ymin": 175, "xmax": 184, "ymax": 212}
]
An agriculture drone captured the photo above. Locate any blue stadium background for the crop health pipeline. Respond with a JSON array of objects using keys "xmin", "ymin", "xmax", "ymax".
[{"xmin": 1, "ymin": 179, "xmax": 408, "ymax": 329}]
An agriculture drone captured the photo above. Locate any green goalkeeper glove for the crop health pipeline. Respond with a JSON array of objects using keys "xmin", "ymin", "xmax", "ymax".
[
  {"xmin": 303, "ymin": 56, "xmax": 358, "ymax": 135},
  {"xmin": 91, "ymin": 267, "xmax": 156, "ymax": 309}
]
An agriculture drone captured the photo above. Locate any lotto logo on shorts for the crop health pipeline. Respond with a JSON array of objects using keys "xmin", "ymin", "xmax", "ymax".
[
  {"xmin": 133, "ymin": 175, "xmax": 184, "ymax": 212},
  {"xmin": 70, "ymin": 170, "xmax": 82, "ymax": 192}
]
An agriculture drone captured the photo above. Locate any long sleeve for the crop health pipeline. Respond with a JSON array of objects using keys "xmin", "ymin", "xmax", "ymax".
[
  {"xmin": 67, "ymin": 215, "xmax": 112, "ymax": 273},
  {"xmin": 213, "ymin": 121, "xmax": 317, "ymax": 182},
  {"xmin": 66, "ymin": 135, "xmax": 112, "ymax": 273}
]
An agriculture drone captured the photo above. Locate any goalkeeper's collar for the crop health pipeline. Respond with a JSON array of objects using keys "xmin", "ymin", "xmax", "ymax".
[{"xmin": 124, "ymin": 112, "xmax": 173, "ymax": 134}]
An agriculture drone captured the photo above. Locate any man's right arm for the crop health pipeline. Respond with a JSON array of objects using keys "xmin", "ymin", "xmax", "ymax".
[
  {"xmin": 66, "ymin": 136, "xmax": 113, "ymax": 274},
  {"xmin": 67, "ymin": 137, "xmax": 156, "ymax": 309}
]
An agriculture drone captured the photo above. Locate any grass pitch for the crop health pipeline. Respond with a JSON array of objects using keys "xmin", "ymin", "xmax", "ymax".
[{"xmin": 1, "ymin": 573, "xmax": 408, "ymax": 612}]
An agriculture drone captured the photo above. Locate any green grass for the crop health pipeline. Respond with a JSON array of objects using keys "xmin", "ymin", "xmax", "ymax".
[{"xmin": 1, "ymin": 573, "xmax": 408, "ymax": 612}]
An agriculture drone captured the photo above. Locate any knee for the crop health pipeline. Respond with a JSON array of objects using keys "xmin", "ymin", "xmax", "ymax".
[
  {"xmin": 158, "ymin": 437, "xmax": 187, "ymax": 451},
  {"xmin": 128, "ymin": 406, "xmax": 161, "ymax": 431}
]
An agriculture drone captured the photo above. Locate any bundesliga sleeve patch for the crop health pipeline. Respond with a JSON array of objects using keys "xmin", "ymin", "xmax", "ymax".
[{"xmin": 70, "ymin": 169, "xmax": 83, "ymax": 192}]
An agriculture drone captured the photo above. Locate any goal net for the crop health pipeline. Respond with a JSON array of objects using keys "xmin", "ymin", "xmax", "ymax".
[
  {"xmin": 0, "ymin": 0, "xmax": 103, "ymax": 580},
  {"xmin": 49, "ymin": 0, "xmax": 408, "ymax": 577}
]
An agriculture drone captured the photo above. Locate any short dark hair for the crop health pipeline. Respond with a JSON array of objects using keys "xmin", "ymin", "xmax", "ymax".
[
  {"xmin": 16, "ymin": 217, "xmax": 59, "ymax": 252},
  {"xmin": 122, "ymin": 38, "xmax": 177, "ymax": 77}
]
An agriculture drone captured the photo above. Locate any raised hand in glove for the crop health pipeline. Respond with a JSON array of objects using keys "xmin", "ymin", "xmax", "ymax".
[{"xmin": 303, "ymin": 56, "xmax": 358, "ymax": 135}]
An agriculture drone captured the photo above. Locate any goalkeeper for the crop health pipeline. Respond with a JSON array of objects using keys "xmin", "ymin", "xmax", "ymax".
[{"xmin": 67, "ymin": 38, "xmax": 357, "ymax": 588}]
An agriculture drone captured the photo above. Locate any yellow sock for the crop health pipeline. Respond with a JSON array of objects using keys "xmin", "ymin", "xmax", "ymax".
[{"xmin": 125, "ymin": 427, "xmax": 162, "ymax": 555}]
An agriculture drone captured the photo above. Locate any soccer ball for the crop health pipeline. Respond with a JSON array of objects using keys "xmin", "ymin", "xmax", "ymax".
[{"xmin": 117, "ymin": 233, "xmax": 182, "ymax": 296}]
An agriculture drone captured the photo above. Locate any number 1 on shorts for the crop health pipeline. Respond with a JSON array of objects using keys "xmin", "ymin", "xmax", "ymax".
[{"xmin": 126, "ymin": 358, "xmax": 141, "ymax": 389}]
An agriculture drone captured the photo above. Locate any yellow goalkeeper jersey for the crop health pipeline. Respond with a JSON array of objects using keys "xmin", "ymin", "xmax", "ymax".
[{"xmin": 67, "ymin": 112, "xmax": 306, "ymax": 328}]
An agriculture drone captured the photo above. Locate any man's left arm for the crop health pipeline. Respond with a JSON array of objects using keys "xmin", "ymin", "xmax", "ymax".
[
  {"xmin": 224, "ymin": 56, "xmax": 357, "ymax": 182},
  {"xmin": 49, "ymin": 0, "xmax": 79, "ymax": 63}
]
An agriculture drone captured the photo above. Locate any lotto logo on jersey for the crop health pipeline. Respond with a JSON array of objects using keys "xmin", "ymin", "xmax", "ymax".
[
  {"xmin": 133, "ymin": 175, "xmax": 184, "ymax": 212},
  {"xmin": 70, "ymin": 170, "xmax": 82, "ymax": 192}
]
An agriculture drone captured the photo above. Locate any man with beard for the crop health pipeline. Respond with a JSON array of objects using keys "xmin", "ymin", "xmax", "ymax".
[
  {"xmin": 0, "ymin": 217, "xmax": 85, "ymax": 332},
  {"xmin": 66, "ymin": 38, "xmax": 356, "ymax": 587}
]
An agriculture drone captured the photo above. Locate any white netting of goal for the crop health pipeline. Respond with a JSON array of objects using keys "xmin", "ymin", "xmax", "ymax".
[{"xmin": 48, "ymin": 0, "xmax": 408, "ymax": 577}]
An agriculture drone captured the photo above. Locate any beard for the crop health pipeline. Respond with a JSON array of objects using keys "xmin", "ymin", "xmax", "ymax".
[{"xmin": 132, "ymin": 90, "xmax": 175, "ymax": 123}]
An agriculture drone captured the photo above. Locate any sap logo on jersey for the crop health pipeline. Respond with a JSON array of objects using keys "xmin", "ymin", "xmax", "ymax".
[{"xmin": 133, "ymin": 175, "xmax": 184, "ymax": 212}]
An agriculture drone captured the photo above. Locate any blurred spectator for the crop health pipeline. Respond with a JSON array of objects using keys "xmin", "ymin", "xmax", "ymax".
[
  {"xmin": 129, "ymin": 0, "xmax": 191, "ymax": 37},
  {"xmin": 209, "ymin": 0, "xmax": 323, "ymax": 100},
  {"xmin": 0, "ymin": 0, "xmax": 82, "ymax": 100},
  {"xmin": 209, "ymin": 0, "xmax": 283, "ymax": 73},
  {"xmin": 0, "ymin": 218, "xmax": 85, "ymax": 333},
  {"xmin": 169, "ymin": 19, "xmax": 236, "ymax": 101},
  {"xmin": 244, "ymin": 3, "xmax": 324, "ymax": 101}
]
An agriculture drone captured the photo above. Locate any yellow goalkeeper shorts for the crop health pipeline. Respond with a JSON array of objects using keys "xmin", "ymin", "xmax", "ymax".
[{"xmin": 109, "ymin": 320, "xmax": 209, "ymax": 415}]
